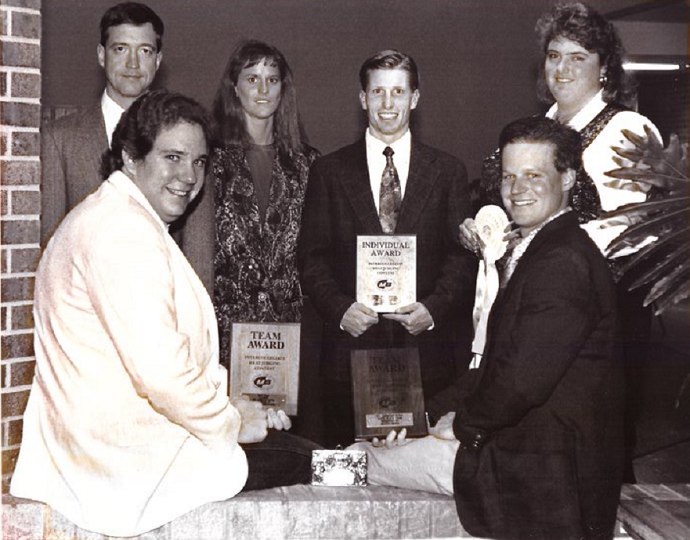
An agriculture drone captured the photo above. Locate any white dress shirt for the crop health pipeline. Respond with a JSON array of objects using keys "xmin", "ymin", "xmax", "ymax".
[
  {"xmin": 365, "ymin": 128, "xmax": 412, "ymax": 212},
  {"xmin": 546, "ymin": 91, "xmax": 661, "ymax": 254},
  {"xmin": 101, "ymin": 91, "xmax": 125, "ymax": 146}
]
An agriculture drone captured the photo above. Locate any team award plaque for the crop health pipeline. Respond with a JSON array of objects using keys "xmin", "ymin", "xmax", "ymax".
[
  {"xmin": 350, "ymin": 347, "xmax": 427, "ymax": 440},
  {"xmin": 356, "ymin": 235, "xmax": 416, "ymax": 313},
  {"xmin": 229, "ymin": 322, "xmax": 300, "ymax": 415}
]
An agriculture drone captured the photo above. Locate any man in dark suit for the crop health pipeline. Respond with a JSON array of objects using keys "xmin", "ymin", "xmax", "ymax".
[
  {"xmin": 40, "ymin": 2, "xmax": 163, "ymax": 245},
  {"xmin": 298, "ymin": 50, "xmax": 476, "ymax": 447},
  {"xmin": 352, "ymin": 117, "xmax": 623, "ymax": 540}
]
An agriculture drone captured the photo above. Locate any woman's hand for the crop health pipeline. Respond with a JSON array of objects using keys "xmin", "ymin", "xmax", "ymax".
[
  {"xmin": 372, "ymin": 428, "xmax": 408, "ymax": 449},
  {"xmin": 266, "ymin": 408, "xmax": 292, "ymax": 431},
  {"xmin": 459, "ymin": 218, "xmax": 483, "ymax": 256}
]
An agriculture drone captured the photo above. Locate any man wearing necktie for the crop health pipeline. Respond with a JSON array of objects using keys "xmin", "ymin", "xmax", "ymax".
[{"xmin": 298, "ymin": 50, "xmax": 476, "ymax": 447}]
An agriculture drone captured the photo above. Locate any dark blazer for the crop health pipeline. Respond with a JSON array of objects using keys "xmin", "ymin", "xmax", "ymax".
[
  {"xmin": 40, "ymin": 103, "xmax": 108, "ymax": 245},
  {"xmin": 431, "ymin": 212, "xmax": 624, "ymax": 540},
  {"xmin": 297, "ymin": 138, "xmax": 476, "ymax": 386}
]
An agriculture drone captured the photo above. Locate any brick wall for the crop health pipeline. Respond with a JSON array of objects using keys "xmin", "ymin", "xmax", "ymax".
[{"xmin": 1, "ymin": 0, "xmax": 41, "ymax": 493}]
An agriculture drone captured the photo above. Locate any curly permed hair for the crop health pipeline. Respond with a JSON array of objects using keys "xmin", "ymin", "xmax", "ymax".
[{"xmin": 535, "ymin": 2, "xmax": 636, "ymax": 107}]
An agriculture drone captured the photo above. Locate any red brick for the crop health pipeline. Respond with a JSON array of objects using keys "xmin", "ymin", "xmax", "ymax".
[
  {"xmin": 0, "ymin": 189, "xmax": 8, "ymax": 214},
  {"xmin": 11, "ymin": 12, "xmax": 40, "ymax": 40},
  {"xmin": 10, "ymin": 304, "xmax": 33, "ymax": 330},
  {"xmin": 0, "ymin": 220, "xmax": 39, "ymax": 244},
  {"xmin": 0, "ymin": 72, "xmax": 7, "ymax": 97},
  {"xmin": 11, "ymin": 72, "xmax": 40, "ymax": 99},
  {"xmin": 6, "ymin": 418, "xmax": 24, "ymax": 446},
  {"xmin": 0, "ymin": 249, "xmax": 7, "ymax": 273},
  {"xmin": 1, "ymin": 41, "xmax": 40, "ymax": 69},
  {"xmin": 2, "ymin": 0, "xmax": 41, "ymax": 8},
  {"xmin": 11, "ymin": 190, "xmax": 40, "ymax": 215},
  {"xmin": 10, "ymin": 360, "xmax": 35, "ymax": 386},
  {"xmin": 0, "ymin": 160, "xmax": 41, "ymax": 186},
  {"xmin": 1, "ymin": 102, "xmax": 40, "ymax": 128},
  {"xmin": 0, "ymin": 306, "xmax": 7, "ymax": 332},
  {"xmin": 0, "ymin": 333, "xmax": 34, "ymax": 359},
  {"xmin": 0, "ymin": 276, "xmax": 34, "ymax": 302},
  {"xmin": 1, "ymin": 388, "xmax": 30, "ymax": 416},
  {"xmin": 2, "ymin": 448, "xmax": 20, "ymax": 480},
  {"xmin": 0, "ymin": 161, "xmax": 39, "ymax": 185},
  {"xmin": 11, "ymin": 247, "xmax": 40, "ymax": 272},
  {"xmin": 1, "ymin": 364, "xmax": 6, "ymax": 387},
  {"xmin": 11, "ymin": 131, "xmax": 40, "ymax": 156}
]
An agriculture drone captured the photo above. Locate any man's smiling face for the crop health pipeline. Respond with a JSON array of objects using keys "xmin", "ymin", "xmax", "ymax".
[{"xmin": 360, "ymin": 68, "xmax": 419, "ymax": 144}]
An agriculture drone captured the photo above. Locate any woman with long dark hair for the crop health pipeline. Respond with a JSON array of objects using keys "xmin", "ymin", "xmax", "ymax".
[{"xmin": 183, "ymin": 40, "xmax": 319, "ymax": 367}]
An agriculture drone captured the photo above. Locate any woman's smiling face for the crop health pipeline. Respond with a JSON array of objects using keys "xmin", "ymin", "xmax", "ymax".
[{"xmin": 545, "ymin": 36, "xmax": 604, "ymax": 112}]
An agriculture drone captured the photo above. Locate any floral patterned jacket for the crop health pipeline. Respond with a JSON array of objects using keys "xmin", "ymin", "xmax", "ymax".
[{"xmin": 212, "ymin": 143, "xmax": 319, "ymax": 362}]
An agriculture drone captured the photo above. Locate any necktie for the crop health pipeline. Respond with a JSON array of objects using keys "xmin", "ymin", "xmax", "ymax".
[{"xmin": 379, "ymin": 146, "xmax": 402, "ymax": 233}]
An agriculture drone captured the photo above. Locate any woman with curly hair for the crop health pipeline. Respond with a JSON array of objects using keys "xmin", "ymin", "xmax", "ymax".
[
  {"xmin": 474, "ymin": 2, "xmax": 661, "ymax": 250},
  {"xmin": 182, "ymin": 40, "xmax": 319, "ymax": 368}
]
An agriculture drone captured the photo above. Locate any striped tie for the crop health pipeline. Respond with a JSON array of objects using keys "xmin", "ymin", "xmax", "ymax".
[{"xmin": 379, "ymin": 146, "xmax": 402, "ymax": 233}]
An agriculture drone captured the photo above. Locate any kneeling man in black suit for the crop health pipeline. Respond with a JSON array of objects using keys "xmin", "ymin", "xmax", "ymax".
[{"xmin": 352, "ymin": 116, "xmax": 624, "ymax": 540}]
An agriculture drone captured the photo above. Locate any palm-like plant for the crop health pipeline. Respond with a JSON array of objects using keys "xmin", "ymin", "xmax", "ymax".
[{"xmin": 602, "ymin": 127, "xmax": 689, "ymax": 316}]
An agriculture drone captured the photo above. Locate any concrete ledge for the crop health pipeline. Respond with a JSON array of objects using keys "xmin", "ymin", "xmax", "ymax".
[
  {"xmin": 4, "ymin": 483, "xmax": 684, "ymax": 539},
  {"xmin": 2, "ymin": 485, "xmax": 468, "ymax": 540}
]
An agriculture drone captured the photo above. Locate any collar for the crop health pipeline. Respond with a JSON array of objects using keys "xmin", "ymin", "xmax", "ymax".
[
  {"xmin": 546, "ymin": 90, "xmax": 607, "ymax": 131},
  {"xmin": 101, "ymin": 91, "xmax": 126, "ymax": 146},
  {"xmin": 365, "ymin": 128, "xmax": 412, "ymax": 157},
  {"xmin": 504, "ymin": 207, "xmax": 572, "ymax": 284},
  {"xmin": 107, "ymin": 170, "xmax": 169, "ymax": 231}
]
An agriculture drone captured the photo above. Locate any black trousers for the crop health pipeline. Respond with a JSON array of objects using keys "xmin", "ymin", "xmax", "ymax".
[{"xmin": 242, "ymin": 430, "xmax": 322, "ymax": 491}]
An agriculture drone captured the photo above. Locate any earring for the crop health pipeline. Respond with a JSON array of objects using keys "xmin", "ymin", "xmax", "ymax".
[{"xmin": 599, "ymin": 74, "xmax": 608, "ymax": 86}]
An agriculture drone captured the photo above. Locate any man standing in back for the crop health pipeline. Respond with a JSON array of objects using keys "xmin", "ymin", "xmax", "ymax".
[
  {"xmin": 41, "ymin": 2, "xmax": 163, "ymax": 244},
  {"xmin": 298, "ymin": 50, "xmax": 475, "ymax": 447}
]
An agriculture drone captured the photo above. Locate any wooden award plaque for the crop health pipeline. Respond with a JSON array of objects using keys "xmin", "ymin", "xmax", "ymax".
[
  {"xmin": 229, "ymin": 322, "xmax": 300, "ymax": 415},
  {"xmin": 350, "ymin": 347, "xmax": 427, "ymax": 439}
]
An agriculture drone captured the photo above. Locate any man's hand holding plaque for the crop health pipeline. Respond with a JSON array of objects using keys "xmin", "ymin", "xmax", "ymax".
[
  {"xmin": 340, "ymin": 302, "xmax": 379, "ymax": 337},
  {"xmin": 382, "ymin": 302, "xmax": 433, "ymax": 335}
]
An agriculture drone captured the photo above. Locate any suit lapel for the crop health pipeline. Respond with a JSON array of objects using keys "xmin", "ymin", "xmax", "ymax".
[
  {"xmin": 505, "ymin": 212, "xmax": 578, "ymax": 289},
  {"xmin": 396, "ymin": 140, "xmax": 438, "ymax": 232},
  {"xmin": 339, "ymin": 140, "xmax": 382, "ymax": 233},
  {"xmin": 84, "ymin": 103, "xmax": 109, "ymax": 156}
]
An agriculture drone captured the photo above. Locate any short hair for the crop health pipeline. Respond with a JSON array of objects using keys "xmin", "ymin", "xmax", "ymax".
[
  {"xmin": 535, "ymin": 2, "xmax": 635, "ymax": 107},
  {"xmin": 212, "ymin": 40, "xmax": 303, "ymax": 155},
  {"xmin": 499, "ymin": 116, "xmax": 582, "ymax": 173},
  {"xmin": 359, "ymin": 50, "xmax": 420, "ymax": 92},
  {"xmin": 100, "ymin": 2, "xmax": 164, "ymax": 52},
  {"xmin": 101, "ymin": 89, "xmax": 214, "ymax": 178}
]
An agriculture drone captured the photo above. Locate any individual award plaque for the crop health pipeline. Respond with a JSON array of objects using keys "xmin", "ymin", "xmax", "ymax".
[
  {"xmin": 350, "ymin": 347, "xmax": 426, "ymax": 440},
  {"xmin": 356, "ymin": 235, "xmax": 416, "ymax": 313},
  {"xmin": 229, "ymin": 322, "xmax": 300, "ymax": 415}
]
